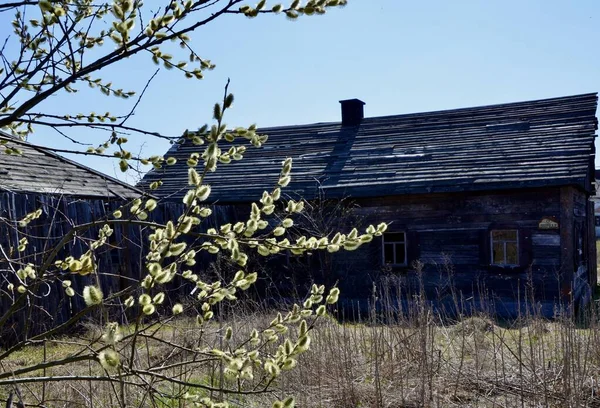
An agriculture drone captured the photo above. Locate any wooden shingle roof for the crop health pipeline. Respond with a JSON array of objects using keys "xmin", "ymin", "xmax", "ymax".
[
  {"xmin": 141, "ymin": 93, "xmax": 598, "ymax": 203},
  {"xmin": 0, "ymin": 133, "xmax": 143, "ymax": 199}
]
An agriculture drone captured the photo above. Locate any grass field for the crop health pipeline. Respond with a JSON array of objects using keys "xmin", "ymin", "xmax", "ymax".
[{"xmin": 2, "ymin": 304, "xmax": 600, "ymax": 407}]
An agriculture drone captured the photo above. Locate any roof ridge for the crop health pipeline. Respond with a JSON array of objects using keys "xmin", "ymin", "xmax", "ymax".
[{"xmin": 253, "ymin": 92, "xmax": 599, "ymax": 132}]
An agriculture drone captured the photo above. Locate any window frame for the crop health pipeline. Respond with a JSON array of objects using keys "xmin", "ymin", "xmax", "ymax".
[
  {"xmin": 490, "ymin": 229, "xmax": 519, "ymax": 267},
  {"xmin": 382, "ymin": 231, "xmax": 408, "ymax": 267}
]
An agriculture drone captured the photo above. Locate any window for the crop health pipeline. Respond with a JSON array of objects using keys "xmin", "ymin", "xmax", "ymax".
[
  {"xmin": 490, "ymin": 230, "xmax": 519, "ymax": 266},
  {"xmin": 382, "ymin": 232, "xmax": 407, "ymax": 266}
]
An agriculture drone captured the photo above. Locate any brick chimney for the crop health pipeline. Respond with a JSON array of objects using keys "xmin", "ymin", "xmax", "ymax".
[{"xmin": 340, "ymin": 99, "xmax": 365, "ymax": 126}]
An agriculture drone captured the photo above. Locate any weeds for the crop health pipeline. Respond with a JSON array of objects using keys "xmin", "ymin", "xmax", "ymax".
[{"xmin": 3, "ymin": 290, "xmax": 600, "ymax": 407}]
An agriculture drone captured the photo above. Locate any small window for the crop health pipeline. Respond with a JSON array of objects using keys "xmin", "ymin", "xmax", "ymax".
[
  {"xmin": 491, "ymin": 230, "xmax": 519, "ymax": 266},
  {"xmin": 382, "ymin": 232, "xmax": 407, "ymax": 266}
]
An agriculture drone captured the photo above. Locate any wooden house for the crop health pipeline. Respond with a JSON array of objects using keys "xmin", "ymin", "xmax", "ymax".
[
  {"xmin": 141, "ymin": 93, "xmax": 599, "ymax": 317},
  {"xmin": 0, "ymin": 133, "xmax": 144, "ymax": 343}
]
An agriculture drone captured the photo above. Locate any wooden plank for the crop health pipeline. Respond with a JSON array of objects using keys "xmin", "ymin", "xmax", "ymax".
[
  {"xmin": 532, "ymin": 234, "xmax": 561, "ymax": 246},
  {"xmin": 560, "ymin": 186, "xmax": 575, "ymax": 301}
]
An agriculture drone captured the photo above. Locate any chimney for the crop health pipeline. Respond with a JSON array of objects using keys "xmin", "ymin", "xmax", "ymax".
[{"xmin": 339, "ymin": 98, "xmax": 365, "ymax": 126}]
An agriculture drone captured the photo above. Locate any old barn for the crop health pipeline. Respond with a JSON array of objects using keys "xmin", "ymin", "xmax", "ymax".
[
  {"xmin": 0, "ymin": 133, "xmax": 144, "ymax": 342},
  {"xmin": 141, "ymin": 93, "xmax": 599, "ymax": 317}
]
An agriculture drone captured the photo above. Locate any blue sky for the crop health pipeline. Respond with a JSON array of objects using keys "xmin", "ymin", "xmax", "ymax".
[{"xmin": 5, "ymin": 0, "xmax": 599, "ymax": 181}]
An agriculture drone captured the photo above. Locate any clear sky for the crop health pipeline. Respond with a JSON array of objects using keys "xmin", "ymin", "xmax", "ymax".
[{"xmin": 4, "ymin": 0, "xmax": 599, "ymax": 182}]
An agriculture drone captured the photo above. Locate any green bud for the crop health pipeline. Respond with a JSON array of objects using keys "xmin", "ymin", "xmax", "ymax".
[
  {"xmin": 99, "ymin": 349, "xmax": 120, "ymax": 370},
  {"xmin": 83, "ymin": 286, "xmax": 103, "ymax": 306},
  {"xmin": 172, "ymin": 303, "xmax": 183, "ymax": 315},
  {"xmin": 139, "ymin": 293, "xmax": 151, "ymax": 305},
  {"xmin": 316, "ymin": 305, "xmax": 326, "ymax": 316},
  {"xmin": 124, "ymin": 296, "xmax": 135, "ymax": 308},
  {"xmin": 142, "ymin": 303, "xmax": 155, "ymax": 315},
  {"xmin": 153, "ymin": 292, "xmax": 165, "ymax": 304},
  {"xmin": 326, "ymin": 287, "xmax": 340, "ymax": 304}
]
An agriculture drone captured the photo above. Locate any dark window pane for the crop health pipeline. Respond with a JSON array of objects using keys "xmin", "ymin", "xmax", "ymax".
[
  {"xmin": 385, "ymin": 232, "xmax": 405, "ymax": 242},
  {"xmin": 491, "ymin": 229, "xmax": 519, "ymax": 266},
  {"xmin": 396, "ymin": 243, "xmax": 406, "ymax": 264},
  {"xmin": 492, "ymin": 242, "xmax": 504, "ymax": 264},
  {"xmin": 506, "ymin": 242, "xmax": 518, "ymax": 264},
  {"xmin": 383, "ymin": 233, "xmax": 409, "ymax": 266},
  {"xmin": 492, "ymin": 230, "xmax": 517, "ymax": 241},
  {"xmin": 384, "ymin": 243, "xmax": 394, "ymax": 264}
]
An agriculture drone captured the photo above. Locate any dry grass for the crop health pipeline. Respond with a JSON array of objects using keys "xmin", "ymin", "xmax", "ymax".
[
  {"xmin": 285, "ymin": 312, "xmax": 600, "ymax": 407},
  {"xmin": 3, "ymin": 302, "xmax": 600, "ymax": 407}
]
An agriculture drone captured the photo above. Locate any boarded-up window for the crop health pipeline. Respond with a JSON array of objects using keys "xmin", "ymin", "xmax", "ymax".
[
  {"xmin": 382, "ymin": 232, "xmax": 407, "ymax": 266},
  {"xmin": 491, "ymin": 230, "xmax": 519, "ymax": 266}
]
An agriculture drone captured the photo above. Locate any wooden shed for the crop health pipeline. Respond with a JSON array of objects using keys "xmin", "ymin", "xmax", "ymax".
[
  {"xmin": 141, "ymin": 93, "xmax": 599, "ymax": 317},
  {"xmin": 0, "ymin": 133, "xmax": 144, "ymax": 343}
]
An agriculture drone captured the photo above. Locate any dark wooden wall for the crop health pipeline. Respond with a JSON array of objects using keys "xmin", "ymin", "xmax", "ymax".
[
  {"xmin": 312, "ymin": 186, "xmax": 596, "ymax": 317},
  {"xmin": 148, "ymin": 186, "xmax": 596, "ymax": 318},
  {"xmin": 0, "ymin": 192, "xmax": 235, "ymax": 344},
  {"xmin": 0, "ymin": 192, "xmax": 146, "ymax": 344},
  {"xmin": 2, "ymin": 184, "xmax": 594, "ymax": 339}
]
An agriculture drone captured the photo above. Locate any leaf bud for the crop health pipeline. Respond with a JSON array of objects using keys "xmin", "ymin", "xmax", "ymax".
[
  {"xmin": 172, "ymin": 303, "xmax": 183, "ymax": 315},
  {"xmin": 124, "ymin": 296, "xmax": 135, "ymax": 308},
  {"xmin": 99, "ymin": 350, "xmax": 120, "ymax": 370},
  {"xmin": 316, "ymin": 305, "xmax": 326, "ymax": 316},
  {"xmin": 142, "ymin": 303, "xmax": 155, "ymax": 315},
  {"xmin": 153, "ymin": 292, "xmax": 165, "ymax": 304},
  {"xmin": 83, "ymin": 286, "xmax": 103, "ymax": 306}
]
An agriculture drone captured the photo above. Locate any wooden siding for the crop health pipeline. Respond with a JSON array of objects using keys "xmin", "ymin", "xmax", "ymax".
[
  {"xmin": 138, "ymin": 186, "xmax": 594, "ymax": 318},
  {"xmin": 3, "ymin": 183, "xmax": 593, "ymax": 337},
  {"xmin": 301, "ymin": 186, "xmax": 595, "ymax": 316},
  {"xmin": 0, "ymin": 193, "xmax": 240, "ymax": 345},
  {"xmin": 0, "ymin": 192, "xmax": 146, "ymax": 345}
]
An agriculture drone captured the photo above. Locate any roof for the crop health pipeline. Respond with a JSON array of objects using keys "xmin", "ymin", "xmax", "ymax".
[
  {"xmin": 140, "ymin": 93, "xmax": 598, "ymax": 203},
  {"xmin": 0, "ymin": 133, "xmax": 144, "ymax": 199}
]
